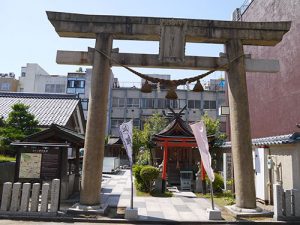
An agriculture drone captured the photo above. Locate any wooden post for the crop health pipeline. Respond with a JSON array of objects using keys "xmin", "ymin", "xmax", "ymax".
[
  {"xmin": 80, "ymin": 33, "xmax": 112, "ymax": 205},
  {"xmin": 226, "ymin": 39, "xmax": 256, "ymax": 209},
  {"xmin": 74, "ymin": 146, "xmax": 80, "ymax": 192},
  {"xmin": 162, "ymin": 142, "xmax": 168, "ymax": 193}
]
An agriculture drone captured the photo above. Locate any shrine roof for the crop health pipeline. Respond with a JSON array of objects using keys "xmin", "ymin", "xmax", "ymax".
[
  {"xmin": 24, "ymin": 124, "xmax": 85, "ymax": 146},
  {"xmin": 154, "ymin": 117, "xmax": 194, "ymax": 139}
]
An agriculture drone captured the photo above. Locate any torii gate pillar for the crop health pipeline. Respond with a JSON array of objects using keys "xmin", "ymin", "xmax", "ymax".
[
  {"xmin": 226, "ymin": 39, "xmax": 256, "ymax": 209},
  {"xmin": 80, "ymin": 33, "xmax": 112, "ymax": 205}
]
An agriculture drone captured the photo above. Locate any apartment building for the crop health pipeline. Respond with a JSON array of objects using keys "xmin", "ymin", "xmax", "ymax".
[
  {"xmin": 109, "ymin": 78, "xmax": 226, "ymax": 136},
  {"xmin": 66, "ymin": 68, "xmax": 114, "ymax": 134},
  {"xmin": 19, "ymin": 63, "xmax": 66, "ymax": 94},
  {"xmin": 0, "ymin": 72, "xmax": 18, "ymax": 92}
]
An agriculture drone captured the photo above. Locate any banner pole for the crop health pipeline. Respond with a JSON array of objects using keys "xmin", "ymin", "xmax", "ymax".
[
  {"xmin": 130, "ymin": 165, "xmax": 133, "ymax": 209},
  {"xmin": 210, "ymin": 180, "xmax": 215, "ymax": 210}
]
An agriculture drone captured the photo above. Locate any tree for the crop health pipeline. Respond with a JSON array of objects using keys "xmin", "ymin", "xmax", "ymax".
[
  {"xmin": 0, "ymin": 103, "xmax": 40, "ymax": 155},
  {"xmin": 133, "ymin": 113, "xmax": 167, "ymax": 164},
  {"xmin": 201, "ymin": 113, "xmax": 226, "ymax": 171}
]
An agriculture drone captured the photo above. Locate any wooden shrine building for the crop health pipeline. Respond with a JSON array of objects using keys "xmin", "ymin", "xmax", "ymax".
[
  {"xmin": 12, "ymin": 124, "xmax": 84, "ymax": 200},
  {"xmin": 152, "ymin": 109, "xmax": 214, "ymax": 190},
  {"xmin": 105, "ymin": 136, "xmax": 129, "ymax": 166}
]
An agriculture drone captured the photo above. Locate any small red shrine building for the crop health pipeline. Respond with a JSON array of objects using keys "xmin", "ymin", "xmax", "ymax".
[{"xmin": 152, "ymin": 114, "xmax": 214, "ymax": 190}]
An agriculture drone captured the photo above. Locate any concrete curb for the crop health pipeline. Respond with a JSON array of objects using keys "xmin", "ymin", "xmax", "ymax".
[{"xmin": 1, "ymin": 213, "xmax": 300, "ymax": 224}]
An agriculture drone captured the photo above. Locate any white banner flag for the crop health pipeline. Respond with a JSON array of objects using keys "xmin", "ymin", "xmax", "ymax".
[
  {"xmin": 119, "ymin": 120, "xmax": 133, "ymax": 166},
  {"xmin": 190, "ymin": 120, "xmax": 215, "ymax": 182}
]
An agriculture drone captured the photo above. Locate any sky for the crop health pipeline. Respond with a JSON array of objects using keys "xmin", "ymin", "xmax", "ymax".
[{"xmin": 0, "ymin": 0, "xmax": 245, "ymax": 84}]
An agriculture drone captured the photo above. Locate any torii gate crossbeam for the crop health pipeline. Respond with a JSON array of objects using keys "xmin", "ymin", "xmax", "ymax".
[{"xmin": 47, "ymin": 11, "xmax": 290, "ymax": 211}]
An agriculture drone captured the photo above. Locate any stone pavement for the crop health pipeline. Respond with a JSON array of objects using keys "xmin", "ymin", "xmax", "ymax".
[{"xmin": 101, "ymin": 169, "xmax": 215, "ymax": 221}]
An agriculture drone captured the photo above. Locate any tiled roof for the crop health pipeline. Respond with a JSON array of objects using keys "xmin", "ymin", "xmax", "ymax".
[
  {"xmin": 154, "ymin": 117, "xmax": 194, "ymax": 138},
  {"xmin": 25, "ymin": 124, "xmax": 84, "ymax": 145},
  {"xmin": 0, "ymin": 92, "xmax": 80, "ymax": 126},
  {"xmin": 222, "ymin": 132, "xmax": 300, "ymax": 148}
]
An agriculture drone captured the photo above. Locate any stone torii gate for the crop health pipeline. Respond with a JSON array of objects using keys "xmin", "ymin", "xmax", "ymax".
[{"xmin": 47, "ymin": 11, "xmax": 290, "ymax": 210}]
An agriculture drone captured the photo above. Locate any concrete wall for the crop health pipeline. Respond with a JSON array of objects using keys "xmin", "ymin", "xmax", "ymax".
[
  {"xmin": 240, "ymin": 0, "xmax": 300, "ymax": 138},
  {"xmin": 34, "ymin": 74, "xmax": 66, "ymax": 93},
  {"xmin": 269, "ymin": 143, "xmax": 300, "ymax": 190},
  {"xmin": 18, "ymin": 64, "xmax": 66, "ymax": 93},
  {"xmin": 19, "ymin": 63, "xmax": 49, "ymax": 92}
]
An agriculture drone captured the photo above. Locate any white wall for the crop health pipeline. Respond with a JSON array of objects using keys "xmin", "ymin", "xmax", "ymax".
[
  {"xmin": 34, "ymin": 75, "xmax": 66, "ymax": 93},
  {"xmin": 270, "ymin": 144, "xmax": 300, "ymax": 190},
  {"xmin": 19, "ymin": 63, "xmax": 49, "ymax": 92}
]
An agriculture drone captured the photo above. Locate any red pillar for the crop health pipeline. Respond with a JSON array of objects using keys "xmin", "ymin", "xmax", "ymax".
[
  {"xmin": 201, "ymin": 160, "xmax": 207, "ymax": 194},
  {"xmin": 201, "ymin": 161, "xmax": 206, "ymax": 180},
  {"xmin": 162, "ymin": 141, "xmax": 168, "ymax": 192}
]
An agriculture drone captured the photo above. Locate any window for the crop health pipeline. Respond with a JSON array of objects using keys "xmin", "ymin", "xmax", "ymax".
[
  {"xmin": 204, "ymin": 100, "xmax": 216, "ymax": 109},
  {"xmin": 127, "ymin": 98, "xmax": 139, "ymax": 107},
  {"xmin": 157, "ymin": 99, "xmax": 165, "ymax": 108},
  {"xmin": 188, "ymin": 100, "xmax": 194, "ymax": 109},
  {"xmin": 188, "ymin": 100, "xmax": 201, "ymax": 109},
  {"xmin": 21, "ymin": 72, "xmax": 26, "ymax": 77},
  {"xmin": 45, "ymin": 84, "xmax": 65, "ymax": 93},
  {"xmin": 81, "ymin": 99, "xmax": 89, "ymax": 110},
  {"xmin": 67, "ymin": 80, "xmax": 75, "ymax": 88},
  {"xmin": 141, "ymin": 98, "xmax": 154, "ymax": 108},
  {"xmin": 112, "ymin": 98, "xmax": 118, "ymax": 107},
  {"xmin": 67, "ymin": 79, "xmax": 85, "ymax": 94},
  {"xmin": 125, "ymin": 118, "xmax": 140, "ymax": 128},
  {"xmin": 75, "ymin": 88, "xmax": 85, "ymax": 94},
  {"xmin": 67, "ymin": 79, "xmax": 85, "ymax": 88},
  {"xmin": 0, "ymin": 82, "xmax": 11, "ymax": 91},
  {"xmin": 133, "ymin": 119, "xmax": 140, "ymax": 128},
  {"xmin": 171, "ymin": 100, "xmax": 178, "ymax": 108},
  {"xmin": 119, "ymin": 98, "xmax": 125, "ymax": 107},
  {"xmin": 111, "ymin": 118, "xmax": 125, "ymax": 128},
  {"xmin": 179, "ymin": 99, "xmax": 187, "ymax": 109},
  {"xmin": 55, "ymin": 84, "xmax": 65, "ymax": 93},
  {"xmin": 195, "ymin": 100, "xmax": 201, "ymax": 109},
  {"xmin": 75, "ymin": 80, "xmax": 85, "ymax": 88},
  {"xmin": 45, "ymin": 84, "xmax": 55, "ymax": 93},
  {"xmin": 112, "ymin": 98, "xmax": 125, "ymax": 107},
  {"xmin": 67, "ymin": 88, "xmax": 75, "ymax": 94},
  {"xmin": 210, "ymin": 101, "xmax": 216, "ymax": 109}
]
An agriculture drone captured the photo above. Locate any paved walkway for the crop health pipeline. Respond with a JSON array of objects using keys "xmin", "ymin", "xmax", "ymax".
[{"xmin": 101, "ymin": 169, "xmax": 214, "ymax": 221}]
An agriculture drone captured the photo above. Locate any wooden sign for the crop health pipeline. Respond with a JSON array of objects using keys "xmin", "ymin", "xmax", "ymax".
[{"xmin": 13, "ymin": 143, "xmax": 68, "ymax": 182}]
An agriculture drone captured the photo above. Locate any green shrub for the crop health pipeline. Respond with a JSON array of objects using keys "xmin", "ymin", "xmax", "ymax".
[
  {"xmin": 133, "ymin": 165, "xmax": 147, "ymax": 192},
  {"xmin": 140, "ymin": 165, "xmax": 159, "ymax": 192},
  {"xmin": 212, "ymin": 173, "xmax": 224, "ymax": 193},
  {"xmin": 133, "ymin": 165, "xmax": 159, "ymax": 192},
  {"xmin": 133, "ymin": 165, "xmax": 143, "ymax": 183}
]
